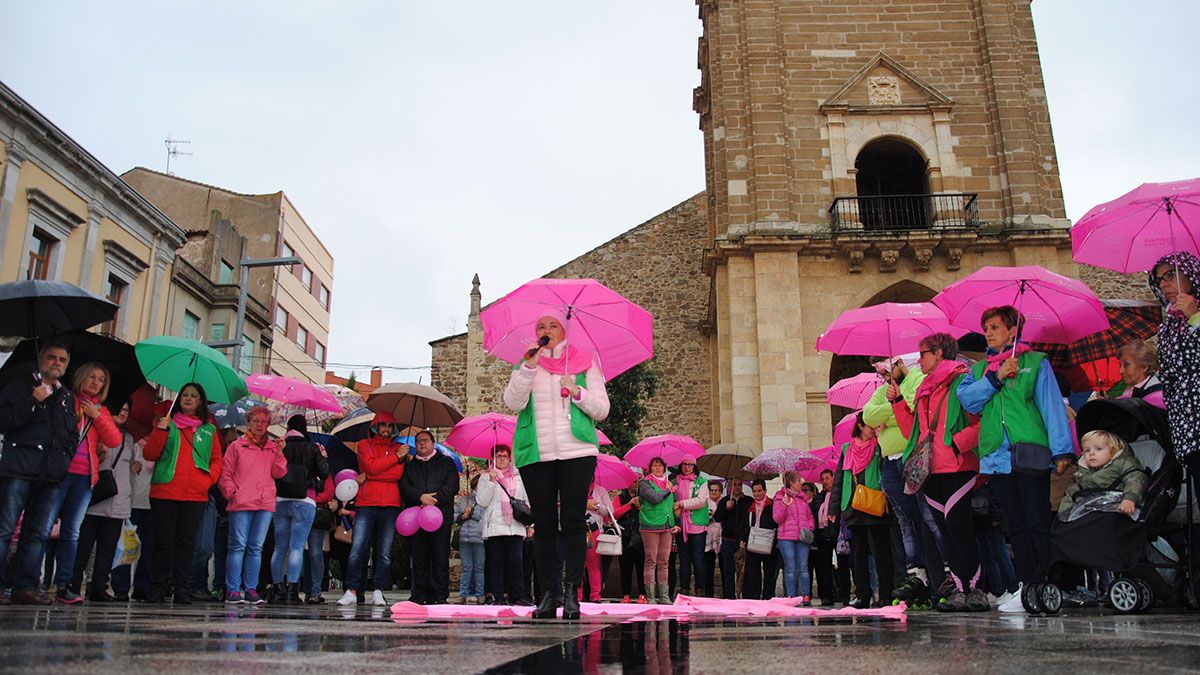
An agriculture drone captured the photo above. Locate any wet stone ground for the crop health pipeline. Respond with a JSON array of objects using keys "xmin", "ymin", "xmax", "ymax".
[{"xmin": 0, "ymin": 603, "xmax": 1197, "ymax": 673}]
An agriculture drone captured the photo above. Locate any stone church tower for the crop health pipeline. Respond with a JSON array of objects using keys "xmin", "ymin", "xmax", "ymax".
[{"xmin": 693, "ymin": 0, "xmax": 1078, "ymax": 450}]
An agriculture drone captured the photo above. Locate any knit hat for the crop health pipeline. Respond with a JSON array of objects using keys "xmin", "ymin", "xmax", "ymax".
[{"xmin": 681, "ymin": 454, "xmax": 697, "ymax": 466}]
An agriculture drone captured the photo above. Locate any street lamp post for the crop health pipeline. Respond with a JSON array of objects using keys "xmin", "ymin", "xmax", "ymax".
[{"xmin": 205, "ymin": 255, "xmax": 302, "ymax": 373}]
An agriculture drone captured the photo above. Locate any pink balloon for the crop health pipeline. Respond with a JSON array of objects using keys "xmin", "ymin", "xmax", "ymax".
[
  {"xmin": 395, "ymin": 507, "xmax": 421, "ymax": 536},
  {"xmin": 335, "ymin": 469, "xmax": 357, "ymax": 484},
  {"xmin": 418, "ymin": 504, "xmax": 444, "ymax": 532}
]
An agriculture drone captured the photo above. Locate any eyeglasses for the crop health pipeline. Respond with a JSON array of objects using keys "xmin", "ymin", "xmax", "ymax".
[
  {"xmin": 919, "ymin": 349, "xmax": 935, "ymax": 357},
  {"xmin": 1154, "ymin": 268, "xmax": 1178, "ymax": 286}
]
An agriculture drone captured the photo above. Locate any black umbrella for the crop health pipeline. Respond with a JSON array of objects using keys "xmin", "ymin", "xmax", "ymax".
[
  {"xmin": 0, "ymin": 331, "xmax": 145, "ymax": 409},
  {"xmin": 0, "ymin": 280, "xmax": 118, "ymax": 339}
]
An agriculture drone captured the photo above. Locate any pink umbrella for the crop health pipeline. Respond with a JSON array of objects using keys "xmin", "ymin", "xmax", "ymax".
[
  {"xmin": 1071, "ymin": 178, "xmax": 1200, "ymax": 273},
  {"xmin": 932, "ymin": 265, "xmax": 1109, "ymax": 346},
  {"xmin": 833, "ymin": 411, "xmax": 857, "ymax": 447},
  {"xmin": 817, "ymin": 302, "xmax": 967, "ymax": 357},
  {"xmin": 799, "ymin": 445, "xmax": 840, "ymax": 482},
  {"xmin": 446, "ymin": 413, "xmax": 612, "ymax": 460},
  {"xmin": 623, "ymin": 434, "xmax": 706, "ymax": 469},
  {"xmin": 480, "ymin": 278, "xmax": 654, "ymax": 381},
  {"xmin": 744, "ymin": 447, "xmax": 827, "ymax": 477},
  {"xmin": 594, "ymin": 453, "xmax": 637, "ymax": 490},
  {"xmin": 827, "ymin": 372, "xmax": 884, "ymax": 409},
  {"xmin": 246, "ymin": 374, "xmax": 341, "ymax": 424}
]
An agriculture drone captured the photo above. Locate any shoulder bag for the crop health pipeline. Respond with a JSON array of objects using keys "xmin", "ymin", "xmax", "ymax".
[
  {"xmin": 496, "ymin": 479, "xmax": 534, "ymax": 526},
  {"xmin": 902, "ymin": 393, "xmax": 946, "ymax": 496},
  {"xmin": 595, "ymin": 500, "xmax": 623, "ymax": 556},
  {"xmin": 746, "ymin": 507, "xmax": 775, "ymax": 555}
]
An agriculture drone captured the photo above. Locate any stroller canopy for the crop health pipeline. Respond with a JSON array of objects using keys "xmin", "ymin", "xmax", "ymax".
[{"xmin": 1076, "ymin": 398, "xmax": 1173, "ymax": 455}]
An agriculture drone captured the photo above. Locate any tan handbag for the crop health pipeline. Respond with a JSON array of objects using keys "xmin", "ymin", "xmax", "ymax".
[
  {"xmin": 851, "ymin": 478, "xmax": 888, "ymax": 518},
  {"xmin": 333, "ymin": 524, "xmax": 353, "ymax": 544}
]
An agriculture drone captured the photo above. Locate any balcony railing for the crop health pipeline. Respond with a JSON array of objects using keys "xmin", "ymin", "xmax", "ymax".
[{"xmin": 829, "ymin": 193, "xmax": 979, "ymax": 234}]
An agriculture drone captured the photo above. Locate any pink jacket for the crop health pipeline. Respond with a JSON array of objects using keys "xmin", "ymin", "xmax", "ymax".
[
  {"xmin": 219, "ymin": 435, "xmax": 287, "ymax": 512},
  {"xmin": 771, "ymin": 488, "xmax": 815, "ymax": 541}
]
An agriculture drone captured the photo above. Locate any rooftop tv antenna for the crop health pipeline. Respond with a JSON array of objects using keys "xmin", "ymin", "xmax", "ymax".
[{"xmin": 164, "ymin": 137, "xmax": 192, "ymax": 174}]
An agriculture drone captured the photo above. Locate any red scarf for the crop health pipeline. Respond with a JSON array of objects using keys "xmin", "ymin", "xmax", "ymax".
[
  {"xmin": 984, "ymin": 343, "xmax": 1031, "ymax": 373},
  {"xmin": 846, "ymin": 436, "xmax": 877, "ymax": 475},
  {"xmin": 537, "ymin": 344, "xmax": 594, "ymax": 375}
]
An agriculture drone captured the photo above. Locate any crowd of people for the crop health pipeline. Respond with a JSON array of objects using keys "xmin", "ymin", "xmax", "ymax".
[{"xmin": 0, "ymin": 254, "xmax": 1196, "ymax": 614}]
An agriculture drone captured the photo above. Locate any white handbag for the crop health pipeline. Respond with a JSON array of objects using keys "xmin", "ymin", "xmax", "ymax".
[
  {"xmin": 595, "ymin": 500, "xmax": 623, "ymax": 556},
  {"xmin": 746, "ymin": 509, "xmax": 775, "ymax": 555}
]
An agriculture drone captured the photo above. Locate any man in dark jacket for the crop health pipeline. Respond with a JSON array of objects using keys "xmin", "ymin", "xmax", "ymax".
[
  {"xmin": 0, "ymin": 342, "xmax": 78, "ymax": 605},
  {"xmin": 399, "ymin": 429, "xmax": 459, "ymax": 604},
  {"xmin": 713, "ymin": 479, "xmax": 753, "ymax": 599}
]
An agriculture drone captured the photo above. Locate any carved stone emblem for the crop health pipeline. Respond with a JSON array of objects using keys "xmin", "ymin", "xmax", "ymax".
[
  {"xmin": 946, "ymin": 247, "xmax": 963, "ymax": 271},
  {"xmin": 867, "ymin": 76, "xmax": 900, "ymax": 105},
  {"xmin": 848, "ymin": 249, "xmax": 864, "ymax": 274},
  {"xmin": 914, "ymin": 248, "xmax": 933, "ymax": 272},
  {"xmin": 880, "ymin": 248, "xmax": 900, "ymax": 272}
]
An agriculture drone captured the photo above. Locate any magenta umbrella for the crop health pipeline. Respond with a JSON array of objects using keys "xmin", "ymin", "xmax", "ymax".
[
  {"xmin": 623, "ymin": 434, "xmax": 706, "ymax": 469},
  {"xmin": 827, "ymin": 372, "xmax": 884, "ymax": 409},
  {"xmin": 817, "ymin": 302, "xmax": 967, "ymax": 357},
  {"xmin": 1071, "ymin": 178, "xmax": 1200, "ymax": 273},
  {"xmin": 833, "ymin": 411, "xmax": 857, "ymax": 447},
  {"xmin": 594, "ymin": 453, "xmax": 637, "ymax": 490},
  {"xmin": 246, "ymin": 374, "xmax": 342, "ymax": 425},
  {"xmin": 445, "ymin": 413, "xmax": 613, "ymax": 460},
  {"xmin": 799, "ymin": 445, "xmax": 840, "ymax": 482},
  {"xmin": 932, "ymin": 265, "xmax": 1109, "ymax": 346},
  {"xmin": 480, "ymin": 278, "xmax": 654, "ymax": 381},
  {"xmin": 745, "ymin": 447, "xmax": 827, "ymax": 477}
]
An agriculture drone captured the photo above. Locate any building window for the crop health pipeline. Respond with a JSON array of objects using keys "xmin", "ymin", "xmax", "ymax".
[
  {"xmin": 301, "ymin": 266, "xmax": 313, "ymax": 291},
  {"xmin": 274, "ymin": 306, "xmax": 288, "ymax": 332},
  {"xmin": 219, "ymin": 259, "xmax": 235, "ymax": 284},
  {"xmin": 182, "ymin": 311, "xmax": 200, "ymax": 340},
  {"xmin": 318, "ymin": 284, "xmax": 330, "ymax": 310},
  {"xmin": 26, "ymin": 230, "xmax": 56, "ymax": 280},
  {"xmin": 280, "ymin": 240, "xmax": 294, "ymax": 258},
  {"xmin": 210, "ymin": 323, "xmax": 226, "ymax": 341},
  {"xmin": 296, "ymin": 325, "xmax": 308, "ymax": 351},
  {"xmin": 240, "ymin": 335, "xmax": 254, "ymax": 376},
  {"xmin": 315, "ymin": 341, "xmax": 326, "ymax": 366},
  {"xmin": 99, "ymin": 274, "xmax": 128, "ymax": 335}
]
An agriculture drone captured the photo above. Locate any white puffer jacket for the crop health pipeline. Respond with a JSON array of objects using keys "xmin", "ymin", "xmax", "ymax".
[
  {"xmin": 503, "ymin": 345, "xmax": 609, "ymax": 463},
  {"xmin": 476, "ymin": 472, "xmax": 530, "ymax": 539}
]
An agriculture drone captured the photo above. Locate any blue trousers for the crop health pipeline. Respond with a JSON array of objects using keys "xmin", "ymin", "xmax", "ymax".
[
  {"xmin": 301, "ymin": 526, "xmax": 328, "ymax": 596},
  {"xmin": 225, "ymin": 510, "xmax": 273, "ymax": 593},
  {"xmin": 0, "ymin": 477, "xmax": 59, "ymax": 592},
  {"xmin": 271, "ymin": 500, "xmax": 315, "ymax": 583},
  {"xmin": 459, "ymin": 541, "xmax": 485, "ymax": 598},
  {"xmin": 778, "ymin": 539, "xmax": 812, "ymax": 597},
  {"xmin": 345, "ymin": 506, "xmax": 399, "ymax": 592},
  {"xmin": 44, "ymin": 472, "xmax": 93, "ymax": 588},
  {"xmin": 677, "ymin": 531, "xmax": 707, "ymax": 595},
  {"xmin": 880, "ymin": 457, "xmax": 923, "ymax": 570}
]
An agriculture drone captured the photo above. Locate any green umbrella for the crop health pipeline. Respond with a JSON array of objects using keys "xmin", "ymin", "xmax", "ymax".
[{"xmin": 134, "ymin": 335, "xmax": 248, "ymax": 404}]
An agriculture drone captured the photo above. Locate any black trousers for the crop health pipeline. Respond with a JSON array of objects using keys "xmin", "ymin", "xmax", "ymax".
[
  {"xmin": 703, "ymin": 549, "xmax": 716, "ymax": 597},
  {"xmin": 924, "ymin": 471, "xmax": 981, "ymax": 589},
  {"xmin": 69, "ymin": 514, "xmax": 124, "ymax": 595},
  {"xmin": 519, "ymin": 456, "xmax": 597, "ymax": 595},
  {"xmin": 811, "ymin": 540, "xmax": 835, "ymax": 602},
  {"xmin": 990, "ymin": 470, "xmax": 1052, "ymax": 584},
  {"xmin": 851, "ymin": 523, "xmax": 894, "ymax": 603},
  {"xmin": 149, "ymin": 498, "xmax": 207, "ymax": 597},
  {"xmin": 486, "ymin": 535, "xmax": 526, "ymax": 601},
  {"xmin": 619, "ymin": 541, "xmax": 645, "ymax": 597},
  {"xmin": 742, "ymin": 549, "xmax": 776, "ymax": 599},
  {"xmin": 410, "ymin": 521, "xmax": 451, "ymax": 603}
]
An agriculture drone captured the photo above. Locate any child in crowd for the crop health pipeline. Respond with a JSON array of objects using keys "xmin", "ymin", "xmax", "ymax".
[{"xmin": 1058, "ymin": 430, "xmax": 1148, "ymax": 521}]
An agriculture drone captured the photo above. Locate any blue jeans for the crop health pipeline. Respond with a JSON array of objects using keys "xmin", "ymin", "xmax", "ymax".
[
  {"xmin": 271, "ymin": 500, "xmax": 316, "ymax": 583},
  {"xmin": 976, "ymin": 527, "xmax": 1019, "ymax": 595},
  {"xmin": 880, "ymin": 457, "xmax": 922, "ymax": 569},
  {"xmin": 677, "ymin": 531, "xmax": 707, "ymax": 595},
  {"xmin": 0, "ymin": 477, "xmax": 59, "ymax": 592},
  {"xmin": 188, "ymin": 496, "xmax": 217, "ymax": 593},
  {"xmin": 459, "ymin": 541, "xmax": 485, "ymax": 598},
  {"xmin": 302, "ymin": 526, "xmax": 327, "ymax": 596},
  {"xmin": 778, "ymin": 539, "xmax": 812, "ymax": 597},
  {"xmin": 111, "ymin": 508, "xmax": 154, "ymax": 596},
  {"xmin": 225, "ymin": 510, "xmax": 273, "ymax": 593},
  {"xmin": 346, "ymin": 506, "xmax": 399, "ymax": 592},
  {"xmin": 44, "ymin": 472, "xmax": 93, "ymax": 588}
]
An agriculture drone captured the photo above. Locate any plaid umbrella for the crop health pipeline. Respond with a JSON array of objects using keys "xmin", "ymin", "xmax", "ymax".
[{"xmin": 1030, "ymin": 300, "xmax": 1160, "ymax": 389}]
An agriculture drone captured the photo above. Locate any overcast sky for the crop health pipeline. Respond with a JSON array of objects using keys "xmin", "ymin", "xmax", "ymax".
[{"xmin": 4, "ymin": 1, "xmax": 1197, "ymax": 381}]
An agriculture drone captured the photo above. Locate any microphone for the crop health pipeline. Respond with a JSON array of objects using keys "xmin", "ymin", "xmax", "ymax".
[{"xmin": 525, "ymin": 335, "xmax": 550, "ymax": 360}]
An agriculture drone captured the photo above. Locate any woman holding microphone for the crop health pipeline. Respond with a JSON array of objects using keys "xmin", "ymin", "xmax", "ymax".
[{"xmin": 503, "ymin": 311, "xmax": 610, "ymax": 619}]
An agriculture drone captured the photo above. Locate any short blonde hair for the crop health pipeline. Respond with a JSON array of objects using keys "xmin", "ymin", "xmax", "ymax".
[
  {"xmin": 71, "ymin": 362, "xmax": 111, "ymax": 402},
  {"xmin": 1118, "ymin": 339, "xmax": 1159, "ymax": 374},
  {"xmin": 1080, "ymin": 429, "xmax": 1128, "ymax": 457}
]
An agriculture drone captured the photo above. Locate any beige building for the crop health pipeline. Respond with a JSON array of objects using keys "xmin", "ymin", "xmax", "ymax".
[
  {"xmin": 123, "ymin": 169, "xmax": 334, "ymax": 383},
  {"xmin": 431, "ymin": 0, "xmax": 1146, "ymax": 454},
  {"xmin": 0, "ymin": 80, "xmax": 186, "ymax": 342}
]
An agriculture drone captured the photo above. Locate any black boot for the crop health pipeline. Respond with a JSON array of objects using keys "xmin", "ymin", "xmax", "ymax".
[
  {"xmin": 532, "ymin": 591, "xmax": 559, "ymax": 619},
  {"xmin": 562, "ymin": 583, "xmax": 581, "ymax": 620},
  {"xmin": 286, "ymin": 582, "xmax": 301, "ymax": 605}
]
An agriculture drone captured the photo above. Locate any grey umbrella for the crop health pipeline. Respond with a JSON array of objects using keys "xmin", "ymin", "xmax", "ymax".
[
  {"xmin": 696, "ymin": 443, "xmax": 760, "ymax": 481},
  {"xmin": 366, "ymin": 382, "xmax": 464, "ymax": 430}
]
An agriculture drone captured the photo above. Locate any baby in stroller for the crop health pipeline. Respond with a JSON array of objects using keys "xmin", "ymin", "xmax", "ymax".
[{"xmin": 1058, "ymin": 430, "xmax": 1149, "ymax": 521}]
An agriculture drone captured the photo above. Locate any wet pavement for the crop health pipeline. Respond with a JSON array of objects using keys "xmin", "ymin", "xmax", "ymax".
[{"xmin": 0, "ymin": 602, "xmax": 1196, "ymax": 673}]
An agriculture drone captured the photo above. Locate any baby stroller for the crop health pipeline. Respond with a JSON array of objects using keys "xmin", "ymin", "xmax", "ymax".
[{"xmin": 1027, "ymin": 398, "xmax": 1196, "ymax": 615}]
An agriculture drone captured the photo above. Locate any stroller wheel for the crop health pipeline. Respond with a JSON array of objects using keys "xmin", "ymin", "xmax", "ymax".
[
  {"xmin": 1109, "ymin": 579, "xmax": 1141, "ymax": 615},
  {"xmin": 1132, "ymin": 579, "xmax": 1155, "ymax": 613},
  {"xmin": 1038, "ymin": 583, "xmax": 1063, "ymax": 615},
  {"xmin": 1021, "ymin": 583, "xmax": 1045, "ymax": 614}
]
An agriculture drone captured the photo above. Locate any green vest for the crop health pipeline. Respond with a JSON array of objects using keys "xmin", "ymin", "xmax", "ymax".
[
  {"xmin": 152, "ymin": 422, "xmax": 216, "ymax": 485},
  {"xmin": 512, "ymin": 370, "xmax": 599, "ymax": 469},
  {"xmin": 682, "ymin": 474, "xmax": 710, "ymax": 527},
  {"xmin": 839, "ymin": 441, "xmax": 882, "ymax": 513},
  {"xmin": 639, "ymin": 480, "xmax": 676, "ymax": 529},
  {"xmin": 971, "ymin": 351, "xmax": 1050, "ymax": 458},
  {"xmin": 900, "ymin": 373, "xmax": 971, "ymax": 463}
]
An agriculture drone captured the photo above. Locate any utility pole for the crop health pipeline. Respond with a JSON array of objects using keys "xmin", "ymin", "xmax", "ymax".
[{"xmin": 205, "ymin": 255, "xmax": 302, "ymax": 373}]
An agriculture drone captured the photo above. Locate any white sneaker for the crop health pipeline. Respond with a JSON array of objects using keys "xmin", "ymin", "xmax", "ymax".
[
  {"xmin": 336, "ymin": 590, "xmax": 358, "ymax": 606},
  {"xmin": 997, "ymin": 585, "xmax": 1024, "ymax": 613},
  {"xmin": 372, "ymin": 590, "xmax": 387, "ymax": 606}
]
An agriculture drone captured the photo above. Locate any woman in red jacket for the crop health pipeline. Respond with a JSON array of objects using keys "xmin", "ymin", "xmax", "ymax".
[
  {"xmin": 142, "ymin": 383, "xmax": 223, "ymax": 604},
  {"xmin": 45, "ymin": 363, "xmax": 122, "ymax": 604}
]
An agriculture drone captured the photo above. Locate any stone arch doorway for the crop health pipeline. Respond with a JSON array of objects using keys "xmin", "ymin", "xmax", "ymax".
[
  {"xmin": 826, "ymin": 280, "xmax": 938, "ymax": 431},
  {"xmin": 854, "ymin": 137, "xmax": 931, "ymax": 231}
]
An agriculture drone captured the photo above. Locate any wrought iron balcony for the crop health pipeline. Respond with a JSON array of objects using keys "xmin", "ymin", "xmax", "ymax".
[{"xmin": 829, "ymin": 193, "xmax": 979, "ymax": 234}]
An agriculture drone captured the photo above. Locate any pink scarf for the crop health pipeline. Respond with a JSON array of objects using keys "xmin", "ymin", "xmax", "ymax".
[
  {"xmin": 537, "ymin": 344, "xmax": 594, "ymax": 376},
  {"xmin": 495, "ymin": 466, "xmax": 518, "ymax": 524},
  {"xmin": 173, "ymin": 413, "xmax": 203, "ymax": 429},
  {"xmin": 647, "ymin": 473, "xmax": 672, "ymax": 492},
  {"xmin": 751, "ymin": 495, "xmax": 768, "ymax": 518},
  {"xmin": 846, "ymin": 436, "xmax": 877, "ymax": 475},
  {"xmin": 984, "ymin": 343, "xmax": 1031, "ymax": 373},
  {"xmin": 916, "ymin": 358, "xmax": 968, "ymax": 400}
]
